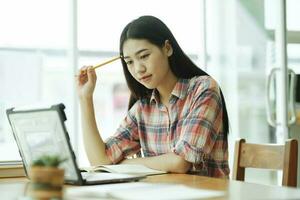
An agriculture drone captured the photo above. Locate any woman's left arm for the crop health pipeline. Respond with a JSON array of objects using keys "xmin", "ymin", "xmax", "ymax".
[{"xmin": 121, "ymin": 153, "xmax": 191, "ymax": 173}]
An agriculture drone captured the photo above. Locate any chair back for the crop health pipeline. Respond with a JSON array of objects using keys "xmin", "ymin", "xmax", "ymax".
[{"xmin": 232, "ymin": 138, "xmax": 298, "ymax": 187}]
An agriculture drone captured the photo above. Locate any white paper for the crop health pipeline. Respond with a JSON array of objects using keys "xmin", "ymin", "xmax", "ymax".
[{"xmin": 66, "ymin": 182, "xmax": 225, "ymax": 200}]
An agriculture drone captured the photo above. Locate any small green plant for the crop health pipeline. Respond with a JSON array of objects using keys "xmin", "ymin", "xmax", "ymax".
[{"xmin": 31, "ymin": 155, "xmax": 67, "ymax": 167}]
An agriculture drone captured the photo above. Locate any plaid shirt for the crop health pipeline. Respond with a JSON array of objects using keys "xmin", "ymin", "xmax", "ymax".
[{"xmin": 105, "ymin": 76, "xmax": 229, "ymax": 178}]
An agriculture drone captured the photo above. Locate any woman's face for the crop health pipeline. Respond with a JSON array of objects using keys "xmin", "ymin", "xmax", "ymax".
[{"xmin": 122, "ymin": 39, "xmax": 173, "ymax": 89}]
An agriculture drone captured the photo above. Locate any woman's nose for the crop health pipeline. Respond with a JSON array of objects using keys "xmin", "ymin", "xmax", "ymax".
[{"xmin": 135, "ymin": 62, "xmax": 146, "ymax": 74}]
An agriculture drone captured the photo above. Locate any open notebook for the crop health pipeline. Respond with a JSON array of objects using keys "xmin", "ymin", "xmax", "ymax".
[
  {"xmin": 81, "ymin": 164, "xmax": 166, "ymax": 176},
  {"xmin": 6, "ymin": 103, "xmax": 146, "ymax": 185}
]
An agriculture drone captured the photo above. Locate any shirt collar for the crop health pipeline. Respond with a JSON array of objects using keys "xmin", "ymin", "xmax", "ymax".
[
  {"xmin": 150, "ymin": 78, "xmax": 190, "ymax": 104},
  {"xmin": 171, "ymin": 78, "xmax": 190, "ymax": 100}
]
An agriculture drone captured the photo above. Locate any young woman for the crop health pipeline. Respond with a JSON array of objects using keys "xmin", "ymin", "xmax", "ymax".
[{"xmin": 76, "ymin": 16, "xmax": 229, "ymax": 178}]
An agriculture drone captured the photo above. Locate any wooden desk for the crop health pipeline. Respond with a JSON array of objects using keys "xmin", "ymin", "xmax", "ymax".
[{"xmin": 1, "ymin": 174, "xmax": 300, "ymax": 199}]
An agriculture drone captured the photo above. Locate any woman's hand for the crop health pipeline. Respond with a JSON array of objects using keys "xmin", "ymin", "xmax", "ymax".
[{"xmin": 76, "ymin": 66, "xmax": 97, "ymax": 99}]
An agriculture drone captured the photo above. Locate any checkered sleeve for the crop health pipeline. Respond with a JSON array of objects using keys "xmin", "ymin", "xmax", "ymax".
[
  {"xmin": 105, "ymin": 102, "xmax": 141, "ymax": 164},
  {"xmin": 173, "ymin": 78, "xmax": 223, "ymax": 164}
]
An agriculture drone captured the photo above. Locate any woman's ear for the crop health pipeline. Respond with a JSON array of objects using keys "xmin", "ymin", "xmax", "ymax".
[{"xmin": 164, "ymin": 40, "xmax": 173, "ymax": 57}]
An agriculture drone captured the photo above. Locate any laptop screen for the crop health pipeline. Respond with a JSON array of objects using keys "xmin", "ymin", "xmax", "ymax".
[{"xmin": 6, "ymin": 104, "xmax": 82, "ymax": 183}]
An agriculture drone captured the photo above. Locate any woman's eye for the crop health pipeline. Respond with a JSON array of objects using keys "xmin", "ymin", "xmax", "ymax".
[
  {"xmin": 140, "ymin": 54, "xmax": 149, "ymax": 59},
  {"xmin": 126, "ymin": 60, "xmax": 133, "ymax": 65}
]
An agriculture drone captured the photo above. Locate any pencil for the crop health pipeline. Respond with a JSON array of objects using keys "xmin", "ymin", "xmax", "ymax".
[
  {"xmin": 92, "ymin": 56, "xmax": 121, "ymax": 70},
  {"xmin": 76, "ymin": 56, "xmax": 121, "ymax": 76}
]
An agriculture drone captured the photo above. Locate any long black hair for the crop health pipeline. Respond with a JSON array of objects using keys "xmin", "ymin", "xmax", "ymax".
[{"xmin": 119, "ymin": 15, "xmax": 229, "ymax": 137}]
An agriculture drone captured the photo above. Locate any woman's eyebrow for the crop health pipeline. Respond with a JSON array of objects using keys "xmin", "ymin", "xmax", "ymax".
[{"xmin": 123, "ymin": 49, "xmax": 148, "ymax": 59}]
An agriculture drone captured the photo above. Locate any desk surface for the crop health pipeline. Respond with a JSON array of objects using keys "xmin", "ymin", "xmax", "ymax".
[{"xmin": 1, "ymin": 174, "xmax": 300, "ymax": 200}]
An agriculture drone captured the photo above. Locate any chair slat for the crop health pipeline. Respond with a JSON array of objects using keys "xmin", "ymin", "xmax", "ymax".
[{"xmin": 239, "ymin": 143, "xmax": 284, "ymax": 169}]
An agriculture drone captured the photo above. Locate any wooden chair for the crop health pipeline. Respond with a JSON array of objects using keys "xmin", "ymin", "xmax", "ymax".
[{"xmin": 232, "ymin": 138, "xmax": 298, "ymax": 187}]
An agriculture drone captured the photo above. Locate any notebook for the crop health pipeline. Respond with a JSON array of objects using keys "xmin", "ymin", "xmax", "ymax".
[
  {"xmin": 81, "ymin": 164, "xmax": 166, "ymax": 176},
  {"xmin": 6, "ymin": 103, "xmax": 146, "ymax": 185}
]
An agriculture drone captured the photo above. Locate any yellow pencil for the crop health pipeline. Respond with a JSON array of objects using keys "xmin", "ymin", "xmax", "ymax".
[
  {"xmin": 92, "ymin": 56, "xmax": 121, "ymax": 70},
  {"xmin": 76, "ymin": 56, "xmax": 121, "ymax": 76}
]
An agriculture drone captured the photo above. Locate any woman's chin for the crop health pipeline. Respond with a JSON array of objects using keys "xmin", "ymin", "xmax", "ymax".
[
  {"xmin": 144, "ymin": 85, "xmax": 155, "ymax": 89},
  {"xmin": 141, "ymin": 83, "xmax": 156, "ymax": 89}
]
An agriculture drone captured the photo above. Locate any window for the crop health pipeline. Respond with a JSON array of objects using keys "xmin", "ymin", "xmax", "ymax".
[
  {"xmin": 0, "ymin": 0, "xmax": 72, "ymax": 161},
  {"xmin": 0, "ymin": 0, "xmax": 204, "ymax": 166}
]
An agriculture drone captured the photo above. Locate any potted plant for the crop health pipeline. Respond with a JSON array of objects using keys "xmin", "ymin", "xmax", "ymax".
[{"xmin": 28, "ymin": 155, "xmax": 67, "ymax": 200}]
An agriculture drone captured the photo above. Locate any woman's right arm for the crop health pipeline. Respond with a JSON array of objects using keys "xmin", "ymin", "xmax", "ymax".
[{"xmin": 76, "ymin": 66, "xmax": 111, "ymax": 166}]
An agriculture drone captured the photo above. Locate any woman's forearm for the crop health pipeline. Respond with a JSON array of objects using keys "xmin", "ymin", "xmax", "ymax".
[
  {"xmin": 79, "ymin": 97, "xmax": 111, "ymax": 165},
  {"xmin": 121, "ymin": 153, "xmax": 191, "ymax": 173}
]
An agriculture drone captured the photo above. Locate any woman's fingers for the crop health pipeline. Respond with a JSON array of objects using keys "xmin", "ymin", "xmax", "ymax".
[
  {"xmin": 86, "ymin": 66, "xmax": 97, "ymax": 82},
  {"xmin": 76, "ymin": 65, "xmax": 93, "ymax": 84},
  {"xmin": 80, "ymin": 66, "xmax": 89, "ymax": 75},
  {"xmin": 75, "ymin": 65, "xmax": 97, "ymax": 98}
]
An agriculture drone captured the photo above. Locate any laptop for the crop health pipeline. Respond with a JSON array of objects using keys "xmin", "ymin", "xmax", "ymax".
[{"xmin": 6, "ymin": 103, "xmax": 146, "ymax": 185}]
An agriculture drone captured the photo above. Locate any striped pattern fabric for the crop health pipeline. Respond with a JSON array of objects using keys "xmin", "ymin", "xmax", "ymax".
[{"xmin": 105, "ymin": 76, "xmax": 229, "ymax": 178}]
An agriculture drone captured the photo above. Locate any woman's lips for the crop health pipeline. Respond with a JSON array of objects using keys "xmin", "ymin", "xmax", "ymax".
[{"xmin": 140, "ymin": 75, "xmax": 152, "ymax": 82}]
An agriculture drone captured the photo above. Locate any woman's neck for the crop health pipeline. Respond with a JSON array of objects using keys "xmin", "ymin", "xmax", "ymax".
[{"xmin": 157, "ymin": 71, "xmax": 178, "ymax": 106}]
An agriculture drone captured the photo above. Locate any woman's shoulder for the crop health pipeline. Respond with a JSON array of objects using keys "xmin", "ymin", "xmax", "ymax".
[{"xmin": 188, "ymin": 75, "xmax": 219, "ymax": 92}]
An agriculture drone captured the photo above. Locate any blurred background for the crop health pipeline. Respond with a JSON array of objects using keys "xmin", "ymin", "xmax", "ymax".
[{"xmin": 1, "ymin": 0, "xmax": 300, "ymax": 186}]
